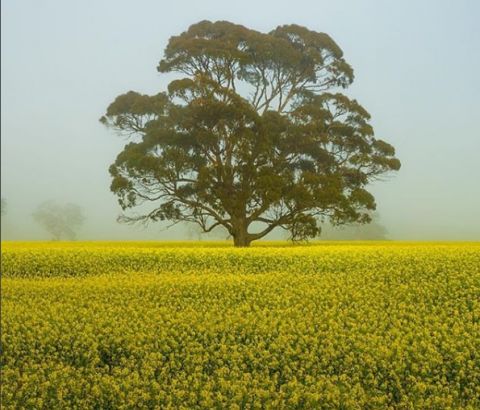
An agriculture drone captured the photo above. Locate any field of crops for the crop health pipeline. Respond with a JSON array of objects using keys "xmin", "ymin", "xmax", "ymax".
[{"xmin": 2, "ymin": 242, "xmax": 480, "ymax": 409}]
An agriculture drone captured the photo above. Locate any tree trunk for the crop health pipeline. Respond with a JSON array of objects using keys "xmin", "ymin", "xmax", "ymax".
[
  {"xmin": 232, "ymin": 220, "xmax": 251, "ymax": 247},
  {"xmin": 233, "ymin": 233, "xmax": 251, "ymax": 247}
]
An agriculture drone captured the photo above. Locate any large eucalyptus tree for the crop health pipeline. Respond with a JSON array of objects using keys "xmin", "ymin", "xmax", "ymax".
[{"xmin": 101, "ymin": 21, "xmax": 400, "ymax": 246}]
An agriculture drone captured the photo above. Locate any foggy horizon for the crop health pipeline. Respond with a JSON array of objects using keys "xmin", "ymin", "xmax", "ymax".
[{"xmin": 1, "ymin": 0, "xmax": 479, "ymax": 241}]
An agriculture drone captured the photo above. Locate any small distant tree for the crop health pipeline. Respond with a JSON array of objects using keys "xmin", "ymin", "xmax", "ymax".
[
  {"xmin": 185, "ymin": 221, "xmax": 230, "ymax": 241},
  {"xmin": 1, "ymin": 197, "xmax": 6, "ymax": 217},
  {"xmin": 185, "ymin": 223, "xmax": 203, "ymax": 241},
  {"xmin": 320, "ymin": 212, "xmax": 389, "ymax": 240},
  {"xmin": 32, "ymin": 201, "xmax": 85, "ymax": 240}
]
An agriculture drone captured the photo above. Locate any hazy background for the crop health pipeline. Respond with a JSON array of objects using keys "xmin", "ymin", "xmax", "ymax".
[{"xmin": 2, "ymin": 0, "xmax": 479, "ymax": 241}]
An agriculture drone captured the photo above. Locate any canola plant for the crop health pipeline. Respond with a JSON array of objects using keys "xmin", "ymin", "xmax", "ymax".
[{"xmin": 1, "ymin": 242, "xmax": 479, "ymax": 409}]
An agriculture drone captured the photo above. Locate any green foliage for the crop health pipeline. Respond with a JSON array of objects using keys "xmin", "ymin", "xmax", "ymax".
[
  {"xmin": 2, "ymin": 242, "xmax": 480, "ymax": 408},
  {"xmin": 101, "ymin": 21, "xmax": 400, "ymax": 246}
]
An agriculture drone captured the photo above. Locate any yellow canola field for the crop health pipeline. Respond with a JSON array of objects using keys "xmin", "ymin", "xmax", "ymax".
[{"xmin": 2, "ymin": 242, "xmax": 480, "ymax": 409}]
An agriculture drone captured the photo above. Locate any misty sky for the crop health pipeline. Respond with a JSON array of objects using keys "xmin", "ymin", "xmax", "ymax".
[{"xmin": 1, "ymin": 0, "xmax": 479, "ymax": 240}]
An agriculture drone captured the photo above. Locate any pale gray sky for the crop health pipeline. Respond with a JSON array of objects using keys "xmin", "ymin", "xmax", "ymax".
[{"xmin": 1, "ymin": 0, "xmax": 479, "ymax": 240}]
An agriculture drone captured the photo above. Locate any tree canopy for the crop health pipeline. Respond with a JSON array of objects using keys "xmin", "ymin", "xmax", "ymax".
[{"xmin": 101, "ymin": 21, "xmax": 400, "ymax": 246}]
